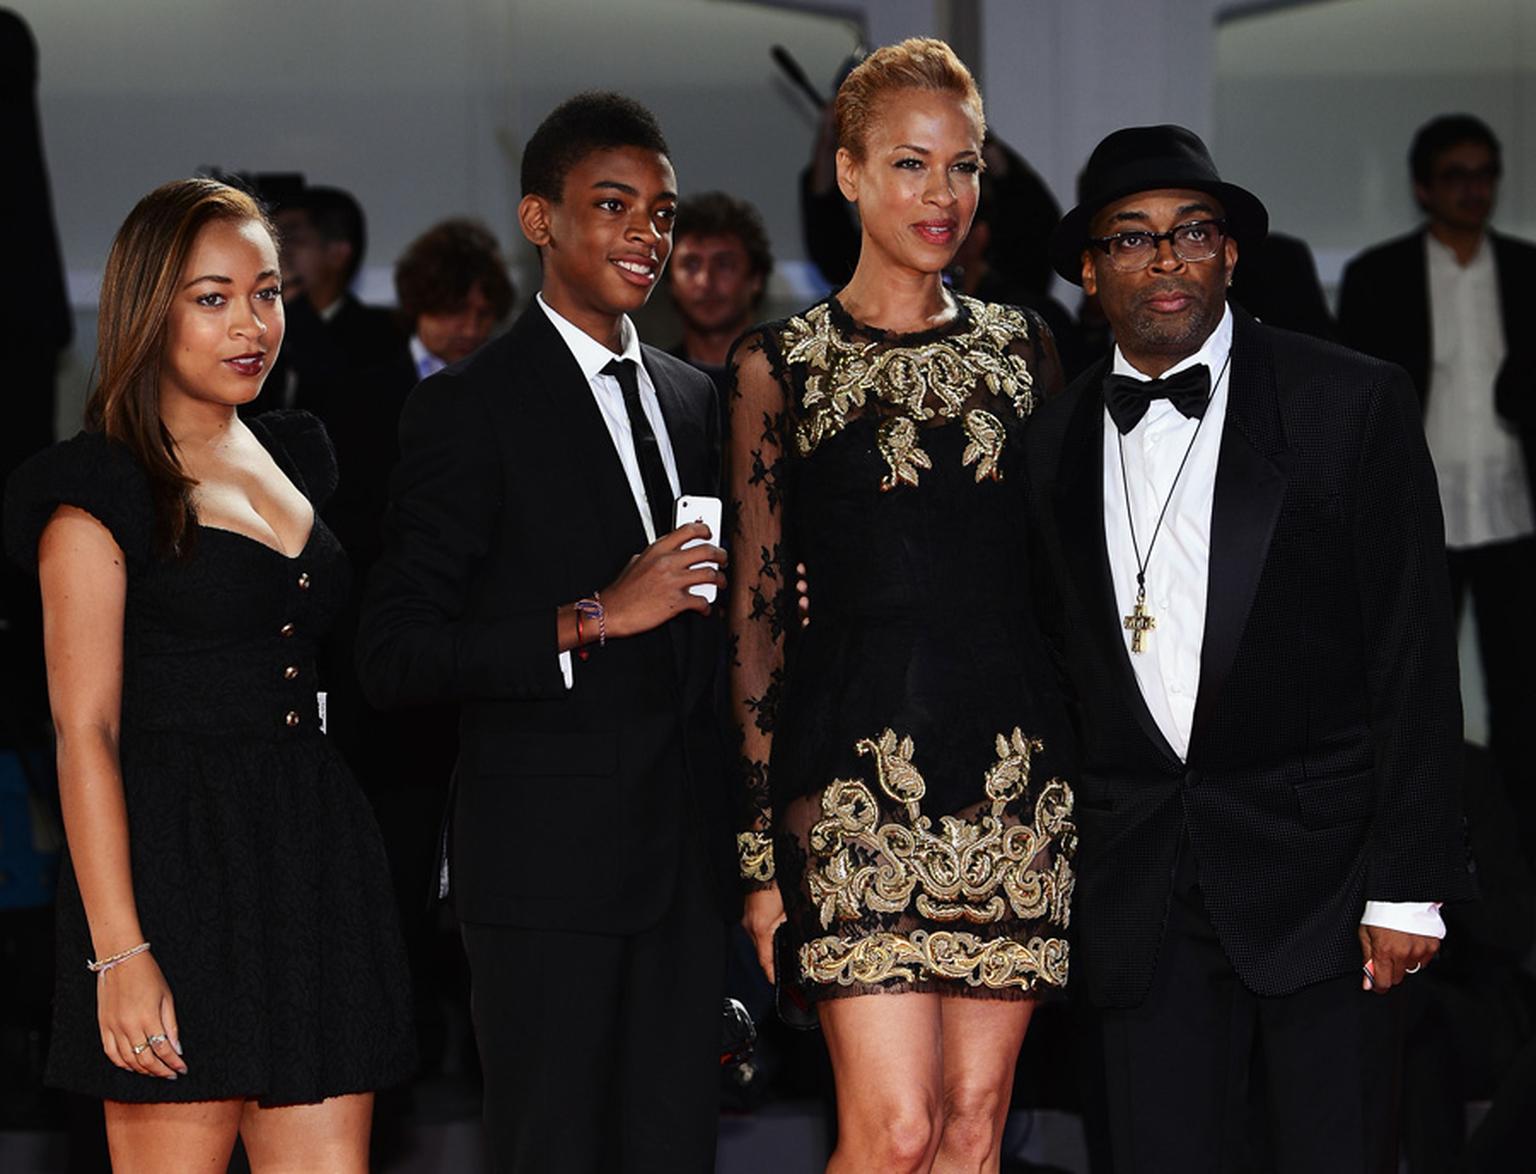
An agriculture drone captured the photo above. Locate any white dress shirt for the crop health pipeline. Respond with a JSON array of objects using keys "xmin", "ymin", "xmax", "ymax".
[
  {"xmin": 1422, "ymin": 233, "xmax": 1534, "ymax": 548},
  {"xmin": 537, "ymin": 293, "xmax": 682, "ymax": 687},
  {"xmin": 1101, "ymin": 304, "xmax": 1443, "ymax": 939}
]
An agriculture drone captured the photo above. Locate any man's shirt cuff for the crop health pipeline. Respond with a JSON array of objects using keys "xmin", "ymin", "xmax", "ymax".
[{"xmin": 1360, "ymin": 900, "xmax": 1445, "ymax": 939}]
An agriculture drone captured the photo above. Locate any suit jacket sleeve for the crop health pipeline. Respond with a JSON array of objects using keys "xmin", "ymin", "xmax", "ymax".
[
  {"xmin": 1353, "ymin": 363, "xmax": 1470, "ymax": 902},
  {"xmin": 356, "ymin": 368, "xmax": 567, "ymax": 708},
  {"xmin": 1334, "ymin": 258, "xmax": 1370, "ymax": 353}
]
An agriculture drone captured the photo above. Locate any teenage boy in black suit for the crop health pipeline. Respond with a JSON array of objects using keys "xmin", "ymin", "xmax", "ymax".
[
  {"xmin": 358, "ymin": 92, "xmax": 733, "ymax": 1173},
  {"xmin": 1025, "ymin": 126, "xmax": 1473, "ymax": 1172}
]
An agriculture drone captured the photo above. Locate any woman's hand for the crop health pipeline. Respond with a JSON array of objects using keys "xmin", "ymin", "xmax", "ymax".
[
  {"xmin": 97, "ymin": 950, "xmax": 187, "ymax": 1079},
  {"xmin": 742, "ymin": 884, "xmax": 788, "ymax": 984}
]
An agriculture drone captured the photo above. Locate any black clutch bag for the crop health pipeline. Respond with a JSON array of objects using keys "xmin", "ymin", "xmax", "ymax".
[{"xmin": 773, "ymin": 924, "xmax": 819, "ymax": 1031}]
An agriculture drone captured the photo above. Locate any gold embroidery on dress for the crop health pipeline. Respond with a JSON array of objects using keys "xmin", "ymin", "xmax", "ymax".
[
  {"xmin": 779, "ymin": 296, "xmax": 1037, "ymax": 489},
  {"xmin": 737, "ymin": 831, "xmax": 775, "ymax": 883},
  {"xmin": 806, "ymin": 728, "xmax": 1076, "ymax": 930},
  {"xmin": 799, "ymin": 928, "xmax": 1070, "ymax": 990},
  {"xmin": 961, "ymin": 409, "xmax": 1006, "ymax": 483},
  {"xmin": 876, "ymin": 417, "xmax": 933, "ymax": 491}
]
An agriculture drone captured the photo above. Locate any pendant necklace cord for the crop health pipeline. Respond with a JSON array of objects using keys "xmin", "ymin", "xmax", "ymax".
[{"xmin": 1116, "ymin": 347, "xmax": 1234, "ymax": 607}]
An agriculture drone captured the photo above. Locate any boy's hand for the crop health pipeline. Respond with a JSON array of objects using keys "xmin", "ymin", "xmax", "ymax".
[{"xmin": 603, "ymin": 523, "xmax": 727, "ymax": 638}]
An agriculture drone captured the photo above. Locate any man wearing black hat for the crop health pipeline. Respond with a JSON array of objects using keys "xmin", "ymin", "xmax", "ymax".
[{"xmin": 1024, "ymin": 126, "xmax": 1472, "ymax": 1170}]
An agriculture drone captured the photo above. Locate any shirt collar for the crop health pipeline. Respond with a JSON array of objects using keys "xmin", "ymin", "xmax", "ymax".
[
  {"xmin": 537, "ymin": 291, "xmax": 641, "ymax": 383},
  {"xmin": 1425, "ymin": 230, "xmax": 1491, "ymax": 273},
  {"xmin": 410, "ymin": 334, "xmax": 447, "ymax": 380},
  {"xmin": 315, "ymin": 293, "xmax": 347, "ymax": 323},
  {"xmin": 1111, "ymin": 302, "xmax": 1234, "ymax": 383}
]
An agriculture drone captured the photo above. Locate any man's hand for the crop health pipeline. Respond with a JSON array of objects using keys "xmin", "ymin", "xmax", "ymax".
[
  {"xmin": 602, "ymin": 523, "xmax": 727, "ymax": 638},
  {"xmin": 1358, "ymin": 923, "xmax": 1439, "ymax": 992}
]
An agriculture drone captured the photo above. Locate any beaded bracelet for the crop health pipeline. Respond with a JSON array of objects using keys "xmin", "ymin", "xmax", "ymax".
[
  {"xmin": 87, "ymin": 941, "xmax": 151, "ymax": 974},
  {"xmin": 574, "ymin": 594, "xmax": 606, "ymax": 662}
]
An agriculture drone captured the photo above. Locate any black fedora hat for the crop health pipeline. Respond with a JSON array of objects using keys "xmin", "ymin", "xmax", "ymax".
[{"xmin": 1048, "ymin": 124, "xmax": 1268, "ymax": 285}]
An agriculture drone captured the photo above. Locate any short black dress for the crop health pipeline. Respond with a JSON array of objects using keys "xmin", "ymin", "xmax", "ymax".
[
  {"xmin": 728, "ymin": 295, "xmax": 1077, "ymax": 1003},
  {"xmin": 4, "ymin": 410, "xmax": 415, "ymax": 1105}
]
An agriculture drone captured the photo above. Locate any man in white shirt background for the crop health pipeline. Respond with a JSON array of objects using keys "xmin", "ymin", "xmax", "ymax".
[
  {"xmin": 1027, "ymin": 125, "xmax": 1472, "ymax": 1172},
  {"xmin": 1340, "ymin": 113, "xmax": 1536, "ymax": 858}
]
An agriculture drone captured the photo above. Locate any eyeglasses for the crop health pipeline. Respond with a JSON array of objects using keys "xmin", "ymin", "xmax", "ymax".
[
  {"xmin": 1089, "ymin": 219, "xmax": 1228, "ymax": 272},
  {"xmin": 1432, "ymin": 163, "xmax": 1501, "ymax": 188}
]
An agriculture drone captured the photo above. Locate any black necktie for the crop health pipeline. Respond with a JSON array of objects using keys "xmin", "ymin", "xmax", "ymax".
[
  {"xmin": 1103, "ymin": 364, "xmax": 1211, "ymax": 434},
  {"xmin": 604, "ymin": 358, "xmax": 674, "ymax": 540}
]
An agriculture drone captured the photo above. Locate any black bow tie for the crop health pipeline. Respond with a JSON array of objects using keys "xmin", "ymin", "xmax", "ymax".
[{"xmin": 1103, "ymin": 364, "xmax": 1211, "ymax": 434}]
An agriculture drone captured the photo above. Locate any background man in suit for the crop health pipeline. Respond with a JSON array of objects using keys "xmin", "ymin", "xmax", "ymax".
[
  {"xmin": 358, "ymin": 92, "xmax": 733, "ymax": 1173},
  {"xmin": 1339, "ymin": 114, "xmax": 1536, "ymax": 852},
  {"xmin": 265, "ymin": 185, "xmax": 404, "ymax": 412},
  {"xmin": 328, "ymin": 219, "xmax": 517, "ymax": 1099},
  {"xmin": 666, "ymin": 190, "xmax": 772, "ymax": 393},
  {"xmin": 395, "ymin": 217, "xmax": 515, "ymax": 382},
  {"xmin": 1026, "ymin": 125, "xmax": 1473, "ymax": 1172}
]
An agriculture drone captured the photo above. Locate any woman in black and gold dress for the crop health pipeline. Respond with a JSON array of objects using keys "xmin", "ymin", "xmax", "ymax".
[{"xmin": 729, "ymin": 40, "xmax": 1075, "ymax": 1172}]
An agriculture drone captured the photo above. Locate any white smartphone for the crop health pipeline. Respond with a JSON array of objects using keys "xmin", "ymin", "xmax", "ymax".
[{"xmin": 674, "ymin": 494, "xmax": 723, "ymax": 604}]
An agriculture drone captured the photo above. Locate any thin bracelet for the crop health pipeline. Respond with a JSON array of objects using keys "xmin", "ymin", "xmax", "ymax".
[
  {"xmin": 87, "ymin": 941, "xmax": 151, "ymax": 974},
  {"xmin": 574, "ymin": 595, "xmax": 606, "ymax": 661}
]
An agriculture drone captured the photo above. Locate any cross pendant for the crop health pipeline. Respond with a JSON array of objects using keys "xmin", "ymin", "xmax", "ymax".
[{"xmin": 1123, "ymin": 596, "xmax": 1156, "ymax": 654}]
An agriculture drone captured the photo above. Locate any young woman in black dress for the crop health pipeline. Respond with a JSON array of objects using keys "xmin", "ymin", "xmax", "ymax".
[
  {"xmin": 5, "ymin": 180, "xmax": 412, "ymax": 1171},
  {"xmin": 730, "ymin": 41, "xmax": 1075, "ymax": 1172}
]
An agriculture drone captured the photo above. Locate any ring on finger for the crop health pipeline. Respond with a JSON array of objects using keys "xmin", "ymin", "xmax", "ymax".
[
  {"xmin": 148, "ymin": 1033, "xmax": 169, "ymax": 1046},
  {"xmin": 132, "ymin": 1041, "xmax": 150, "ymax": 1055},
  {"xmin": 1406, "ymin": 963, "xmax": 1423, "ymax": 974}
]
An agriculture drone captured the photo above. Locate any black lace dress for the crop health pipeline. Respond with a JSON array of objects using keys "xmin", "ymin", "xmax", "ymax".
[
  {"xmin": 728, "ymin": 295, "xmax": 1077, "ymax": 1003},
  {"xmin": 4, "ymin": 411, "xmax": 415, "ymax": 1105}
]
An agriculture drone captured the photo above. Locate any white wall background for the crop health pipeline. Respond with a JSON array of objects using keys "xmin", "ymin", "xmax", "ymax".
[{"xmin": 1213, "ymin": 0, "xmax": 1536, "ymax": 289}]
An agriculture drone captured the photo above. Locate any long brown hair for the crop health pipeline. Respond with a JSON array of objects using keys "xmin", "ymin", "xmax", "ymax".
[{"xmin": 85, "ymin": 178, "xmax": 275, "ymax": 555}]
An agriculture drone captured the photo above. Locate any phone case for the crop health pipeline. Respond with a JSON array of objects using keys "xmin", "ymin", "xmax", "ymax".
[{"xmin": 674, "ymin": 495, "xmax": 722, "ymax": 603}]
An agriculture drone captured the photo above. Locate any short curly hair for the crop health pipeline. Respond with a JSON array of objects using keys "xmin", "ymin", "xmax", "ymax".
[
  {"xmin": 834, "ymin": 38, "xmax": 984, "ymax": 161},
  {"xmin": 394, "ymin": 218, "xmax": 515, "ymax": 323},
  {"xmin": 520, "ymin": 91, "xmax": 671, "ymax": 202},
  {"xmin": 672, "ymin": 192, "xmax": 774, "ymax": 284}
]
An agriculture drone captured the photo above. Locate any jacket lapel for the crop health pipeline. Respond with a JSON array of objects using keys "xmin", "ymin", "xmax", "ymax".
[
  {"xmin": 1052, "ymin": 368, "xmax": 1182, "ymax": 766},
  {"xmin": 644, "ymin": 348, "xmax": 706, "ymax": 493},
  {"xmin": 640, "ymin": 349, "xmax": 699, "ymax": 690},
  {"xmin": 1189, "ymin": 309, "xmax": 1291, "ymax": 746},
  {"xmin": 518, "ymin": 305, "xmax": 650, "ymax": 561},
  {"xmin": 1406, "ymin": 229, "xmax": 1432, "ymax": 402}
]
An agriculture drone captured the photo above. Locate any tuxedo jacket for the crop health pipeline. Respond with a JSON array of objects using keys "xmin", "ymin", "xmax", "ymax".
[
  {"xmin": 1338, "ymin": 227, "xmax": 1536, "ymax": 516},
  {"xmin": 356, "ymin": 302, "xmax": 733, "ymax": 933},
  {"xmin": 1024, "ymin": 306, "xmax": 1475, "ymax": 1008}
]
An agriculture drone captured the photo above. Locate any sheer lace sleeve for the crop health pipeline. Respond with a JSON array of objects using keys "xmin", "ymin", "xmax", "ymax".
[{"xmin": 727, "ymin": 328, "xmax": 793, "ymax": 889}]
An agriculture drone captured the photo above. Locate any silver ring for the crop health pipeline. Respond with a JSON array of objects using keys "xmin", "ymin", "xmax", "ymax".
[
  {"xmin": 147, "ymin": 1034, "xmax": 168, "ymax": 1046},
  {"xmin": 1406, "ymin": 963, "xmax": 1423, "ymax": 974},
  {"xmin": 132, "ymin": 1041, "xmax": 149, "ymax": 1055}
]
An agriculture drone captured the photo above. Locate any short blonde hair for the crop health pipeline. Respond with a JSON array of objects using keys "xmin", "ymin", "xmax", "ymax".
[{"xmin": 834, "ymin": 38, "xmax": 985, "ymax": 161}]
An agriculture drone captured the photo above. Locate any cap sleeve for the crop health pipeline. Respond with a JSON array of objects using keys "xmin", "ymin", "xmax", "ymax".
[
  {"xmin": 4, "ymin": 431, "xmax": 154, "ymax": 571},
  {"xmin": 249, "ymin": 409, "xmax": 339, "ymax": 509}
]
